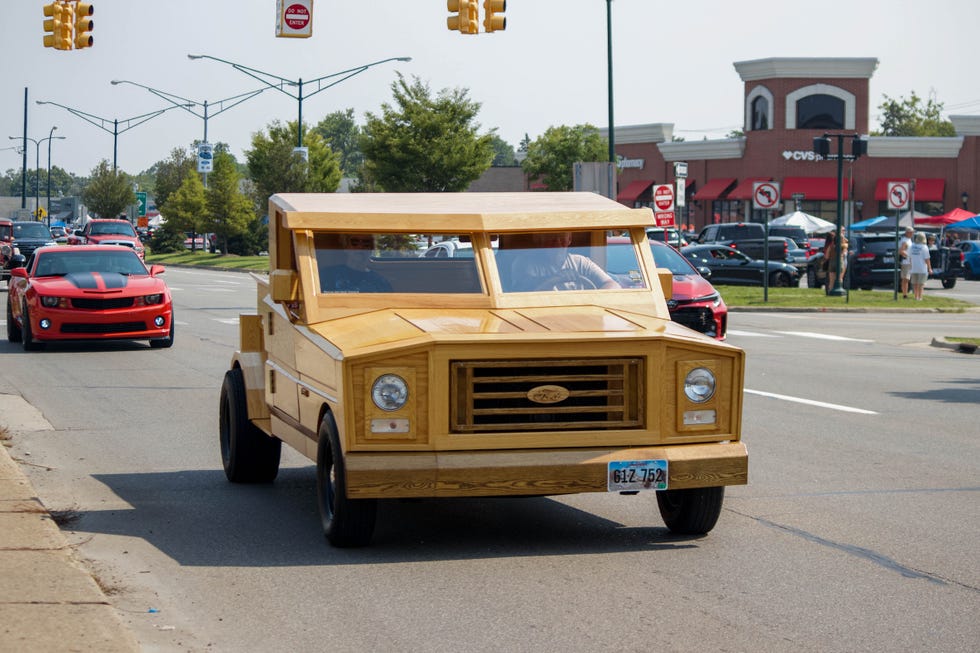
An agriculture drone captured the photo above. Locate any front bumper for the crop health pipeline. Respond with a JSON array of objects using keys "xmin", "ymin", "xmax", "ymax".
[
  {"xmin": 26, "ymin": 304, "xmax": 172, "ymax": 341},
  {"xmin": 344, "ymin": 441, "xmax": 748, "ymax": 499}
]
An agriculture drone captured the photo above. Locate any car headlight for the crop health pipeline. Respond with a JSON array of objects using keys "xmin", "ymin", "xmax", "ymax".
[
  {"xmin": 142, "ymin": 293, "xmax": 164, "ymax": 305},
  {"xmin": 683, "ymin": 367, "xmax": 716, "ymax": 403},
  {"xmin": 40, "ymin": 296, "xmax": 61, "ymax": 308},
  {"xmin": 371, "ymin": 374, "xmax": 409, "ymax": 411}
]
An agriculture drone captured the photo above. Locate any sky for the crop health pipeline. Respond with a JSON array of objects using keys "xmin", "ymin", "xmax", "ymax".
[{"xmin": 3, "ymin": 0, "xmax": 980, "ymax": 179}]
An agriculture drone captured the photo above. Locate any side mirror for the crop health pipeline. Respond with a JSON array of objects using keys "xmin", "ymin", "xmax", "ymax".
[
  {"xmin": 697, "ymin": 266, "xmax": 712, "ymax": 279},
  {"xmin": 11, "ymin": 267, "xmax": 28, "ymax": 279},
  {"xmin": 149, "ymin": 264, "xmax": 166, "ymax": 276}
]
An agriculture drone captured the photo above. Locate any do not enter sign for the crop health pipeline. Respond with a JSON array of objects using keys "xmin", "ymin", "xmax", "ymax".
[
  {"xmin": 653, "ymin": 184, "xmax": 675, "ymax": 212},
  {"xmin": 277, "ymin": 0, "xmax": 313, "ymax": 38}
]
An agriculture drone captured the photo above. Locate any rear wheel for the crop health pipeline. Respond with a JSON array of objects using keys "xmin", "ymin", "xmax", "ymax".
[
  {"xmin": 218, "ymin": 368, "xmax": 281, "ymax": 483},
  {"xmin": 770, "ymin": 271, "xmax": 792, "ymax": 287},
  {"xmin": 657, "ymin": 486, "xmax": 725, "ymax": 535},
  {"xmin": 316, "ymin": 414, "xmax": 377, "ymax": 547},
  {"xmin": 6, "ymin": 298, "xmax": 21, "ymax": 342},
  {"xmin": 941, "ymin": 277, "xmax": 956, "ymax": 289}
]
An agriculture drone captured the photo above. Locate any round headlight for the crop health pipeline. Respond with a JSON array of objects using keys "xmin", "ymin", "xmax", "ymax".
[
  {"xmin": 41, "ymin": 296, "xmax": 60, "ymax": 308},
  {"xmin": 371, "ymin": 374, "xmax": 409, "ymax": 411},
  {"xmin": 684, "ymin": 367, "xmax": 716, "ymax": 403}
]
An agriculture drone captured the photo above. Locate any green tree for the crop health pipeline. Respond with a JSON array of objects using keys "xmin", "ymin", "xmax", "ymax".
[
  {"xmin": 82, "ymin": 160, "xmax": 135, "ymax": 219},
  {"xmin": 246, "ymin": 120, "xmax": 342, "ymax": 207},
  {"xmin": 489, "ymin": 134, "xmax": 516, "ymax": 166},
  {"xmin": 314, "ymin": 109, "xmax": 363, "ymax": 177},
  {"xmin": 207, "ymin": 151, "xmax": 256, "ymax": 255},
  {"xmin": 520, "ymin": 124, "xmax": 607, "ymax": 192},
  {"xmin": 153, "ymin": 147, "xmax": 196, "ymax": 214},
  {"xmin": 161, "ymin": 169, "xmax": 208, "ymax": 251},
  {"xmin": 359, "ymin": 73, "xmax": 494, "ymax": 192},
  {"xmin": 873, "ymin": 91, "xmax": 955, "ymax": 137}
]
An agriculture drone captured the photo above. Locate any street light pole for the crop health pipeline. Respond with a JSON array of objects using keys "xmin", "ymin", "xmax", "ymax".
[
  {"xmin": 606, "ymin": 0, "xmax": 615, "ymax": 165},
  {"xmin": 35, "ymin": 100, "xmax": 192, "ymax": 171},
  {"xmin": 7, "ymin": 131, "xmax": 65, "ymax": 221},
  {"xmin": 187, "ymin": 54, "xmax": 412, "ymax": 148},
  {"xmin": 46, "ymin": 126, "xmax": 60, "ymax": 229}
]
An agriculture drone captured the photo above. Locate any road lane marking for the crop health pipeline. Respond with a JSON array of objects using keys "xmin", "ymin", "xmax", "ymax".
[
  {"xmin": 727, "ymin": 329, "xmax": 779, "ymax": 338},
  {"xmin": 745, "ymin": 389, "xmax": 879, "ymax": 414},
  {"xmin": 776, "ymin": 330, "xmax": 874, "ymax": 343}
]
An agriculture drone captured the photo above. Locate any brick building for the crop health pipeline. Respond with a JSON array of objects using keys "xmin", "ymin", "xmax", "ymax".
[{"xmin": 603, "ymin": 57, "xmax": 979, "ymax": 231}]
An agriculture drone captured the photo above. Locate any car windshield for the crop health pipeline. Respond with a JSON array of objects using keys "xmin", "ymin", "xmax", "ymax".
[
  {"xmin": 14, "ymin": 223, "xmax": 52, "ymax": 239},
  {"xmin": 90, "ymin": 222, "xmax": 137, "ymax": 236},
  {"xmin": 314, "ymin": 232, "xmax": 484, "ymax": 294},
  {"xmin": 648, "ymin": 242, "xmax": 700, "ymax": 275},
  {"xmin": 33, "ymin": 250, "xmax": 149, "ymax": 277}
]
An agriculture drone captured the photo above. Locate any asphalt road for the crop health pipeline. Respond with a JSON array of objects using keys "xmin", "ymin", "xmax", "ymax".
[{"xmin": 1, "ymin": 268, "xmax": 978, "ymax": 652}]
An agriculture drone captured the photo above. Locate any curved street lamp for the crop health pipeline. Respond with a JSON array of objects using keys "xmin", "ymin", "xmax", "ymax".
[
  {"xmin": 8, "ymin": 129, "xmax": 66, "ymax": 224},
  {"xmin": 186, "ymin": 54, "xmax": 412, "ymax": 147}
]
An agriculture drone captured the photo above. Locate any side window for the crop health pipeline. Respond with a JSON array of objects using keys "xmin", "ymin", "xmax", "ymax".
[{"xmin": 751, "ymin": 96, "xmax": 769, "ymax": 130}]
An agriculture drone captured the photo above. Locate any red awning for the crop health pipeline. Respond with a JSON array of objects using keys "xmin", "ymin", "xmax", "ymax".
[
  {"xmin": 727, "ymin": 177, "xmax": 772, "ymax": 200},
  {"xmin": 781, "ymin": 177, "xmax": 849, "ymax": 200},
  {"xmin": 692, "ymin": 178, "xmax": 736, "ymax": 201},
  {"xmin": 874, "ymin": 178, "xmax": 945, "ymax": 202},
  {"xmin": 616, "ymin": 179, "xmax": 655, "ymax": 205}
]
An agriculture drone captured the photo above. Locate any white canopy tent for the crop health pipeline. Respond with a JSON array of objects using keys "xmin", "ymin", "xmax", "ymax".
[{"xmin": 769, "ymin": 210, "xmax": 836, "ymax": 234}]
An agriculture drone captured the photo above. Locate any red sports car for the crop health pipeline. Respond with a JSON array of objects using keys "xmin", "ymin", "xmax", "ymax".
[
  {"xmin": 5, "ymin": 245, "xmax": 174, "ymax": 350},
  {"xmin": 68, "ymin": 219, "xmax": 145, "ymax": 260}
]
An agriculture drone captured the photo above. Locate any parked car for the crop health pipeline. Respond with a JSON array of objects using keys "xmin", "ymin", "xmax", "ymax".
[
  {"xmin": 0, "ymin": 217, "xmax": 14, "ymax": 283},
  {"xmin": 420, "ymin": 239, "xmax": 474, "ymax": 258},
  {"xmin": 645, "ymin": 227, "xmax": 688, "ymax": 248},
  {"xmin": 681, "ymin": 244, "xmax": 800, "ymax": 287},
  {"xmin": 5, "ymin": 245, "xmax": 173, "ymax": 350},
  {"xmin": 957, "ymin": 240, "xmax": 980, "ymax": 280},
  {"xmin": 695, "ymin": 222, "xmax": 765, "ymax": 245},
  {"xmin": 847, "ymin": 232, "xmax": 962, "ymax": 290},
  {"xmin": 606, "ymin": 237, "xmax": 727, "ymax": 340},
  {"xmin": 68, "ymin": 219, "xmax": 145, "ymax": 260},
  {"xmin": 767, "ymin": 225, "xmax": 810, "ymax": 250}
]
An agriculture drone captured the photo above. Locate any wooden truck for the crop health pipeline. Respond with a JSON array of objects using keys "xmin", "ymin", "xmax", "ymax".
[{"xmin": 219, "ymin": 192, "xmax": 748, "ymax": 547}]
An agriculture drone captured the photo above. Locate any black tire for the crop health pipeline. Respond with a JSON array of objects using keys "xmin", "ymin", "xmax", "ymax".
[
  {"xmin": 316, "ymin": 413, "xmax": 376, "ymax": 547},
  {"xmin": 21, "ymin": 301, "xmax": 43, "ymax": 351},
  {"xmin": 6, "ymin": 298, "xmax": 21, "ymax": 343},
  {"xmin": 941, "ymin": 277, "xmax": 956, "ymax": 289},
  {"xmin": 806, "ymin": 266, "xmax": 818, "ymax": 289},
  {"xmin": 218, "ymin": 368, "xmax": 281, "ymax": 483},
  {"xmin": 150, "ymin": 318, "xmax": 175, "ymax": 348},
  {"xmin": 657, "ymin": 486, "xmax": 725, "ymax": 535},
  {"xmin": 770, "ymin": 271, "xmax": 791, "ymax": 288}
]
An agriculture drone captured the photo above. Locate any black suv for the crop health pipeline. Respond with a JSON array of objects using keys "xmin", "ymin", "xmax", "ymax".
[
  {"xmin": 696, "ymin": 222, "xmax": 765, "ymax": 245},
  {"xmin": 848, "ymin": 232, "xmax": 963, "ymax": 290}
]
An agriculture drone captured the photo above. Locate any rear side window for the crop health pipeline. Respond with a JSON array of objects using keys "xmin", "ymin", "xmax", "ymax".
[{"xmin": 718, "ymin": 224, "xmax": 764, "ymax": 241}]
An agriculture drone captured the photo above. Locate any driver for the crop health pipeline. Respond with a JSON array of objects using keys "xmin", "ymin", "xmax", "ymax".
[
  {"xmin": 319, "ymin": 234, "xmax": 392, "ymax": 293},
  {"xmin": 509, "ymin": 231, "xmax": 619, "ymax": 291}
]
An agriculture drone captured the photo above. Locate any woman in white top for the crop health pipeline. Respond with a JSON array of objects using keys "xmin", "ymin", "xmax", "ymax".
[{"xmin": 907, "ymin": 232, "xmax": 932, "ymax": 301}]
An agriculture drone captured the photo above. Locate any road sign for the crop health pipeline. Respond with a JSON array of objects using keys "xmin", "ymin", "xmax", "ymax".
[
  {"xmin": 887, "ymin": 182, "xmax": 910, "ymax": 210},
  {"xmin": 198, "ymin": 143, "xmax": 213, "ymax": 173},
  {"xmin": 135, "ymin": 192, "xmax": 147, "ymax": 217},
  {"xmin": 653, "ymin": 184, "xmax": 674, "ymax": 212},
  {"xmin": 654, "ymin": 212, "xmax": 676, "ymax": 227},
  {"xmin": 276, "ymin": 0, "xmax": 313, "ymax": 38},
  {"xmin": 752, "ymin": 181, "xmax": 780, "ymax": 210},
  {"xmin": 35, "ymin": 206, "xmax": 47, "ymax": 219},
  {"xmin": 676, "ymin": 178, "xmax": 686, "ymax": 208}
]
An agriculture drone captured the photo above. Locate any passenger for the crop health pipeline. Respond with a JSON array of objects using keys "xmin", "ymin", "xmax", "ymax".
[
  {"xmin": 509, "ymin": 231, "xmax": 619, "ymax": 291},
  {"xmin": 320, "ymin": 234, "xmax": 392, "ymax": 293},
  {"xmin": 907, "ymin": 232, "xmax": 932, "ymax": 301},
  {"xmin": 898, "ymin": 226, "xmax": 914, "ymax": 298}
]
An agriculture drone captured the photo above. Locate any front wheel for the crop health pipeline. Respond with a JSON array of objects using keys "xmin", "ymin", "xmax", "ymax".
[
  {"xmin": 317, "ymin": 414, "xmax": 377, "ymax": 547},
  {"xmin": 770, "ymin": 271, "xmax": 791, "ymax": 288},
  {"xmin": 657, "ymin": 486, "xmax": 725, "ymax": 535},
  {"xmin": 6, "ymin": 298, "xmax": 21, "ymax": 343},
  {"xmin": 941, "ymin": 277, "xmax": 956, "ymax": 289},
  {"xmin": 21, "ymin": 301, "xmax": 43, "ymax": 351},
  {"xmin": 218, "ymin": 368, "xmax": 281, "ymax": 483},
  {"xmin": 150, "ymin": 318, "xmax": 175, "ymax": 348}
]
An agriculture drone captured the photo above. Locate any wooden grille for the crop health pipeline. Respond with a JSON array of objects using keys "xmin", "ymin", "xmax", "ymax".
[{"xmin": 451, "ymin": 358, "xmax": 644, "ymax": 433}]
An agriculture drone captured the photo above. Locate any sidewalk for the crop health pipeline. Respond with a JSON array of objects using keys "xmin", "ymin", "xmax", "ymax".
[{"xmin": 0, "ymin": 395, "xmax": 138, "ymax": 652}]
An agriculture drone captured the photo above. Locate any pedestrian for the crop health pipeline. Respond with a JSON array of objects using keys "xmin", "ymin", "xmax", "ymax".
[
  {"xmin": 824, "ymin": 231, "xmax": 848, "ymax": 293},
  {"xmin": 898, "ymin": 226, "xmax": 914, "ymax": 298},
  {"xmin": 907, "ymin": 232, "xmax": 932, "ymax": 301}
]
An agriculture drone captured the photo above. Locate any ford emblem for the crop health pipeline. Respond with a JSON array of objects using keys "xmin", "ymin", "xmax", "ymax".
[{"xmin": 526, "ymin": 384, "xmax": 570, "ymax": 404}]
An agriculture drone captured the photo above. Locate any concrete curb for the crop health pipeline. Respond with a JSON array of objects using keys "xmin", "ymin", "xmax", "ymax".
[
  {"xmin": 930, "ymin": 337, "xmax": 980, "ymax": 355},
  {"xmin": 0, "ymin": 396, "xmax": 140, "ymax": 652}
]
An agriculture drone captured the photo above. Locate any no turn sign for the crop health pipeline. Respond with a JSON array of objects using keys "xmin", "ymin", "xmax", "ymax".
[
  {"xmin": 276, "ymin": 0, "xmax": 313, "ymax": 38},
  {"xmin": 752, "ymin": 181, "xmax": 781, "ymax": 210},
  {"xmin": 887, "ymin": 182, "xmax": 910, "ymax": 210}
]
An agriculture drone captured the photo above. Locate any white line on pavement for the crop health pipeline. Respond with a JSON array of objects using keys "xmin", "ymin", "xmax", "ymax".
[
  {"xmin": 726, "ymin": 329, "xmax": 779, "ymax": 338},
  {"xmin": 745, "ymin": 389, "xmax": 879, "ymax": 414},
  {"xmin": 775, "ymin": 330, "xmax": 874, "ymax": 342}
]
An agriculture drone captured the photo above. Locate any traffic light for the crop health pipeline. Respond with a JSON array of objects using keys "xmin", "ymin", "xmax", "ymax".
[
  {"xmin": 74, "ymin": 3, "xmax": 94, "ymax": 49},
  {"xmin": 483, "ymin": 0, "xmax": 506, "ymax": 32},
  {"xmin": 43, "ymin": 2, "xmax": 71, "ymax": 50},
  {"xmin": 812, "ymin": 136, "xmax": 830, "ymax": 158},
  {"xmin": 447, "ymin": 0, "xmax": 479, "ymax": 34},
  {"xmin": 58, "ymin": 3, "xmax": 75, "ymax": 50},
  {"xmin": 851, "ymin": 135, "xmax": 868, "ymax": 159}
]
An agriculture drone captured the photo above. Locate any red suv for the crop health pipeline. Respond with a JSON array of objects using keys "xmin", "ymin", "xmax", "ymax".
[{"xmin": 68, "ymin": 219, "xmax": 145, "ymax": 260}]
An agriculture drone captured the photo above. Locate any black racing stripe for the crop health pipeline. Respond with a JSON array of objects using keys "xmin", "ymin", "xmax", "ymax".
[
  {"xmin": 98, "ymin": 272, "xmax": 128, "ymax": 289},
  {"xmin": 66, "ymin": 272, "xmax": 98, "ymax": 289}
]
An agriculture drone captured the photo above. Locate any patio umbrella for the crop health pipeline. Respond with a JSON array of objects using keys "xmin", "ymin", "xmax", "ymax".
[{"xmin": 769, "ymin": 210, "xmax": 836, "ymax": 233}]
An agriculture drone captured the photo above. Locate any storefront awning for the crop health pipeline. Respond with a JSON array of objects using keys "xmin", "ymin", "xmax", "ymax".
[
  {"xmin": 692, "ymin": 178, "xmax": 736, "ymax": 201},
  {"xmin": 727, "ymin": 177, "xmax": 772, "ymax": 200},
  {"xmin": 616, "ymin": 179, "xmax": 655, "ymax": 205},
  {"xmin": 873, "ymin": 178, "xmax": 945, "ymax": 202},
  {"xmin": 782, "ymin": 177, "xmax": 849, "ymax": 201}
]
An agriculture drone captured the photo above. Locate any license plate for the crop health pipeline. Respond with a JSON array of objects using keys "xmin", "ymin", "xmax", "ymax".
[
  {"xmin": 883, "ymin": 256, "xmax": 894, "ymax": 264},
  {"xmin": 607, "ymin": 459, "xmax": 668, "ymax": 492}
]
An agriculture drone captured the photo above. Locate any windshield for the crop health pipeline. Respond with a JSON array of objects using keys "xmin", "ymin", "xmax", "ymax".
[
  {"xmin": 314, "ymin": 233, "xmax": 484, "ymax": 294},
  {"xmin": 33, "ymin": 249, "xmax": 149, "ymax": 277},
  {"xmin": 14, "ymin": 223, "xmax": 52, "ymax": 239},
  {"xmin": 90, "ymin": 222, "xmax": 137, "ymax": 236},
  {"xmin": 648, "ymin": 242, "xmax": 700, "ymax": 275},
  {"xmin": 496, "ymin": 231, "xmax": 646, "ymax": 292}
]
